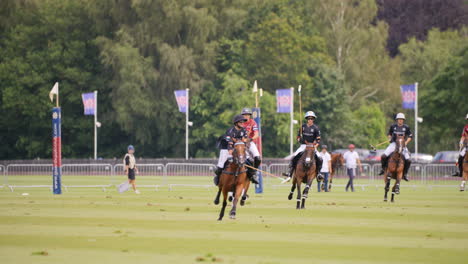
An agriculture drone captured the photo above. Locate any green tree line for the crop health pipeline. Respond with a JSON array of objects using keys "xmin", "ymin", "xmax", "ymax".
[{"xmin": 0, "ymin": 0, "xmax": 466, "ymax": 159}]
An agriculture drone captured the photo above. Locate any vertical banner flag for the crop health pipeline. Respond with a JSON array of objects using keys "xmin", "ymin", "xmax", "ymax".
[
  {"xmin": 52, "ymin": 107, "xmax": 62, "ymax": 194},
  {"xmin": 276, "ymin": 89, "xmax": 292, "ymax": 113},
  {"xmin": 252, "ymin": 108, "xmax": 263, "ymax": 194},
  {"xmin": 174, "ymin": 90, "xmax": 188, "ymax": 113},
  {"xmin": 400, "ymin": 84, "xmax": 416, "ymax": 109},
  {"xmin": 81, "ymin": 92, "xmax": 96, "ymax": 115}
]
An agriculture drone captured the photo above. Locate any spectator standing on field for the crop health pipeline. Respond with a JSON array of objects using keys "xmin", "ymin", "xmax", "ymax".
[
  {"xmin": 343, "ymin": 144, "xmax": 363, "ymax": 192},
  {"xmin": 124, "ymin": 145, "xmax": 140, "ymax": 194},
  {"xmin": 318, "ymin": 145, "xmax": 332, "ymax": 192}
]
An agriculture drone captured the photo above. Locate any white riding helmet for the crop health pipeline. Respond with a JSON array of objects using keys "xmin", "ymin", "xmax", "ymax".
[
  {"xmin": 395, "ymin": 113, "xmax": 406, "ymax": 120},
  {"xmin": 304, "ymin": 111, "xmax": 317, "ymax": 119}
]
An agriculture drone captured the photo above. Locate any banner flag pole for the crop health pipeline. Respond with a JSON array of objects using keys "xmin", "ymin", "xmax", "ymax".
[
  {"xmin": 415, "ymin": 82, "xmax": 418, "ymax": 161},
  {"xmin": 51, "ymin": 82, "xmax": 61, "ymax": 195},
  {"xmin": 94, "ymin": 91, "xmax": 98, "ymax": 160},
  {"xmin": 186, "ymin": 88, "xmax": 189, "ymax": 160},
  {"xmin": 290, "ymin": 87, "xmax": 294, "ymax": 155}
]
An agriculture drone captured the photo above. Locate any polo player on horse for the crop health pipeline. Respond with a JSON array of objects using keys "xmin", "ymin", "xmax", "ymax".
[
  {"xmin": 379, "ymin": 113, "xmax": 412, "ymax": 182},
  {"xmin": 213, "ymin": 114, "xmax": 259, "ymax": 186},
  {"xmin": 452, "ymin": 113, "xmax": 468, "ymax": 177},
  {"xmin": 283, "ymin": 111, "xmax": 323, "ymax": 182},
  {"xmin": 240, "ymin": 108, "xmax": 261, "ymax": 184}
]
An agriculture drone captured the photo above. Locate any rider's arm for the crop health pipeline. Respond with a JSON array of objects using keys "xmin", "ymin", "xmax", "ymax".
[
  {"xmin": 251, "ymin": 130, "xmax": 259, "ymax": 140},
  {"xmin": 357, "ymin": 156, "xmax": 363, "ymax": 172},
  {"xmin": 387, "ymin": 125, "xmax": 393, "ymax": 142},
  {"xmin": 251, "ymin": 121, "xmax": 259, "ymax": 140},
  {"xmin": 297, "ymin": 127, "xmax": 302, "ymax": 142},
  {"xmin": 124, "ymin": 156, "xmax": 129, "ymax": 175},
  {"xmin": 405, "ymin": 125, "xmax": 413, "ymax": 145}
]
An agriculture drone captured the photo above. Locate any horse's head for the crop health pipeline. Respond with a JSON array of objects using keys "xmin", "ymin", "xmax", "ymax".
[
  {"xmin": 337, "ymin": 153, "xmax": 345, "ymax": 166},
  {"xmin": 232, "ymin": 139, "xmax": 246, "ymax": 166},
  {"xmin": 395, "ymin": 133, "xmax": 406, "ymax": 154},
  {"xmin": 303, "ymin": 141, "xmax": 316, "ymax": 167}
]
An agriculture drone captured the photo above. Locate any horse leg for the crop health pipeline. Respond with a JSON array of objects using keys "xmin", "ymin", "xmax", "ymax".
[
  {"xmin": 329, "ymin": 173, "xmax": 333, "ymax": 191},
  {"xmin": 288, "ymin": 177, "xmax": 297, "ymax": 200},
  {"xmin": 218, "ymin": 189, "xmax": 228, "ymax": 221},
  {"xmin": 391, "ymin": 178, "xmax": 397, "ymax": 203},
  {"xmin": 296, "ymin": 181, "xmax": 302, "ymax": 210},
  {"xmin": 302, "ymin": 176, "xmax": 314, "ymax": 209},
  {"xmin": 384, "ymin": 175, "xmax": 390, "ymax": 202},
  {"xmin": 241, "ymin": 181, "xmax": 250, "ymax": 206},
  {"xmin": 214, "ymin": 188, "xmax": 221, "ymax": 205},
  {"xmin": 460, "ymin": 171, "xmax": 467, "ymax": 191},
  {"xmin": 228, "ymin": 183, "xmax": 235, "ymax": 202},
  {"xmin": 230, "ymin": 182, "xmax": 244, "ymax": 219}
]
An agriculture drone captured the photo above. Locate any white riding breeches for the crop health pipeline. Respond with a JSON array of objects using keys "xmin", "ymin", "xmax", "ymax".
[
  {"xmin": 248, "ymin": 141, "xmax": 260, "ymax": 159},
  {"xmin": 217, "ymin": 149, "xmax": 231, "ymax": 168},
  {"xmin": 284, "ymin": 144, "xmax": 319, "ymax": 160},
  {"xmin": 384, "ymin": 142, "xmax": 410, "ymax": 159},
  {"xmin": 461, "ymin": 147, "xmax": 466, "ymax": 157}
]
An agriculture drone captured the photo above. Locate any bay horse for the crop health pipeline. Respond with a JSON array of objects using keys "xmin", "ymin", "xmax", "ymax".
[
  {"xmin": 287, "ymin": 143, "xmax": 317, "ymax": 209},
  {"xmin": 213, "ymin": 139, "xmax": 249, "ymax": 220},
  {"xmin": 327, "ymin": 153, "xmax": 344, "ymax": 191},
  {"xmin": 384, "ymin": 134, "xmax": 405, "ymax": 202}
]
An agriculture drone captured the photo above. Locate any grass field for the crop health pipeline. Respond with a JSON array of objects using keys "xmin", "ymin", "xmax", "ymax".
[{"xmin": 1, "ymin": 176, "xmax": 468, "ymax": 264}]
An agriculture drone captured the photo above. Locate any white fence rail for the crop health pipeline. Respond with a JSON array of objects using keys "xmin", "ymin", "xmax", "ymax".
[
  {"xmin": 165, "ymin": 163, "xmax": 216, "ymax": 177},
  {"xmin": 1, "ymin": 162, "xmax": 462, "ymax": 191}
]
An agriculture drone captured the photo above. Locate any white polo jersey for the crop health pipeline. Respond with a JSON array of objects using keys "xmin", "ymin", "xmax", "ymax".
[
  {"xmin": 319, "ymin": 151, "xmax": 331, "ymax": 173},
  {"xmin": 343, "ymin": 151, "xmax": 360, "ymax": 169}
]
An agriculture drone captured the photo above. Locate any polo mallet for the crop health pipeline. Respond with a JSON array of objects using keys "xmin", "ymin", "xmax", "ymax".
[
  {"xmin": 244, "ymin": 164, "xmax": 288, "ymax": 184},
  {"xmin": 298, "ymin": 85, "xmax": 303, "ymax": 138},
  {"xmin": 370, "ymin": 140, "xmax": 389, "ymax": 151}
]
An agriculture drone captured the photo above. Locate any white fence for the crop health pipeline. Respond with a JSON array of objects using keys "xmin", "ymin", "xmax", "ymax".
[{"xmin": 1, "ymin": 162, "xmax": 461, "ymax": 191}]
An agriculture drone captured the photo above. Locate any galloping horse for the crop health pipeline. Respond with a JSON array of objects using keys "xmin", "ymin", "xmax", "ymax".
[
  {"xmin": 214, "ymin": 139, "xmax": 249, "ymax": 220},
  {"xmin": 327, "ymin": 153, "xmax": 344, "ymax": 191},
  {"xmin": 287, "ymin": 143, "xmax": 317, "ymax": 209},
  {"xmin": 384, "ymin": 134, "xmax": 405, "ymax": 202}
]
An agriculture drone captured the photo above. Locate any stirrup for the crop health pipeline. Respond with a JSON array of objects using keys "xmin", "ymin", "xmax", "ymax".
[
  {"xmin": 317, "ymin": 173, "xmax": 324, "ymax": 181},
  {"xmin": 402, "ymin": 175, "xmax": 409, "ymax": 182},
  {"xmin": 378, "ymin": 169, "xmax": 385, "ymax": 175},
  {"xmin": 250, "ymin": 174, "xmax": 259, "ymax": 184}
]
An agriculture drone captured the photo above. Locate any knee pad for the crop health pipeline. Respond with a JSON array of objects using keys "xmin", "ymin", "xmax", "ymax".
[{"xmin": 254, "ymin": 156, "xmax": 261, "ymax": 168}]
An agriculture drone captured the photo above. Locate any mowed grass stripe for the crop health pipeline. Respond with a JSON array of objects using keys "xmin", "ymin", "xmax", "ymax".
[{"xmin": 1, "ymin": 180, "xmax": 468, "ymax": 264}]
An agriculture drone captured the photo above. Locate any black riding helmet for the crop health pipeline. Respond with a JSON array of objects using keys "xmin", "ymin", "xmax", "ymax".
[{"xmin": 233, "ymin": 114, "xmax": 247, "ymax": 124}]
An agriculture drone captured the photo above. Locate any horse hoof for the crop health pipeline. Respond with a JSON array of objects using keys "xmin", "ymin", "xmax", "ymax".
[
  {"xmin": 240, "ymin": 200, "xmax": 245, "ymax": 206},
  {"xmin": 383, "ymin": 199, "xmax": 387, "ymax": 202},
  {"xmin": 391, "ymin": 200, "xmax": 395, "ymax": 203},
  {"xmin": 214, "ymin": 199, "xmax": 219, "ymax": 205},
  {"xmin": 228, "ymin": 196, "xmax": 233, "ymax": 202},
  {"xmin": 229, "ymin": 213, "xmax": 236, "ymax": 219},
  {"xmin": 288, "ymin": 194, "xmax": 293, "ymax": 200}
]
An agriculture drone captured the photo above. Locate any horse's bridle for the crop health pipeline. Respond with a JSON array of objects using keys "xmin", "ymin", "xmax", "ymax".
[
  {"xmin": 233, "ymin": 142, "xmax": 246, "ymax": 166},
  {"xmin": 303, "ymin": 144, "xmax": 315, "ymax": 168}
]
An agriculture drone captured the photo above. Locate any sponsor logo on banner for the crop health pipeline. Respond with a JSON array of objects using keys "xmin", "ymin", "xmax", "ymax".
[{"xmin": 174, "ymin": 90, "xmax": 188, "ymax": 113}]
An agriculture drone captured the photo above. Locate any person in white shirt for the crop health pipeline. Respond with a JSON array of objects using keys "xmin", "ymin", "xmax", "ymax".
[
  {"xmin": 318, "ymin": 145, "xmax": 332, "ymax": 192},
  {"xmin": 343, "ymin": 144, "xmax": 363, "ymax": 192}
]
